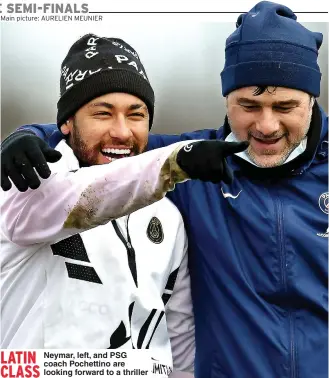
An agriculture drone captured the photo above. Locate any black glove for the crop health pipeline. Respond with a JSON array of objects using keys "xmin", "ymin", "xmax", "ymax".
[
  {"xmin": 1, "ymin": 131, "xmax": 62, "ymax": 192},
  {"xmin": 176, "ymin": 140, "xmax": 249, "ymax": 184}
]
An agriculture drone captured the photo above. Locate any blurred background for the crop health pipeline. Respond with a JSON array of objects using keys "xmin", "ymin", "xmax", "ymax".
[
  {"xmin": 0, "ymin": 19, "xmax": 327, "ymax": 378},
  {"xmin": 1, "ymin": 21, "xmax": 328, "ymax": 139}
]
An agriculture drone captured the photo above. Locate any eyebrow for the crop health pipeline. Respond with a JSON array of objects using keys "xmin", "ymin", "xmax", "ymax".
[
  {"xmin": 89, "ymin": 102, "xmax": 113, "ymax": 109},
  {"xmin": 128, "ymin": 104, "xmax": 148, "ymax": 111},
  {"xmin": 273, "ymin": 99, "xmax": 300, "ymax": 106},
  {"xmin": 88, "ymin": 102, "xmax": 148, "ymax": 111},
  {"xmin": 237, "ymin": 97, "xmax": 301, "ymax": 106}
]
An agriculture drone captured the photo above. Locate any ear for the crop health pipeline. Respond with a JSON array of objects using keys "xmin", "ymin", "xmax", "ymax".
[{"xmin": 60, "ymin": 118, "xmax": 73, "ymax": 135}]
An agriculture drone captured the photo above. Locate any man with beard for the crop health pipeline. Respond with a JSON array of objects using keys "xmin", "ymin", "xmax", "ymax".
[
  {"xmin": 0, "ymin": 34, "xmax": 246, "ymax": 376},
  {"xmin": 1, "ymin": 1, "xmax": 328, "ymax": 377}
]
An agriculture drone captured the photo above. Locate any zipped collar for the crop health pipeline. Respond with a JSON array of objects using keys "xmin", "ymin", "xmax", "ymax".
[{"xmin": 218, "ymin": 101, "xmax": 327, "ymax": 180}]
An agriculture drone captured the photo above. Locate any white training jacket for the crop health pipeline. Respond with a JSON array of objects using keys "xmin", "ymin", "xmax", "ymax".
[{"xmin": 0, "ymin": 140, "xmax": 196, "ymax": 373}]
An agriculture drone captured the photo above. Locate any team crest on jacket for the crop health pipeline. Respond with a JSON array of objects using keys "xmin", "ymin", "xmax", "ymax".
[
  {"xmin": 147, "ymin": 217, "xmax": 164, "ymax": 244},
  {"xmin": 317, "ymin": 192, "xmax": 329, "ymax": 237},
  {"xmin": 318, "ymin": 192, "xmax": 329, "ymax": 214}
]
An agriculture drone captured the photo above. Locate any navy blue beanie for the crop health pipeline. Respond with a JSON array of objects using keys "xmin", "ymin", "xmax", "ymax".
[{"xmin": 221, "ymin": 1, "xmax": 323, "ymax": 97}]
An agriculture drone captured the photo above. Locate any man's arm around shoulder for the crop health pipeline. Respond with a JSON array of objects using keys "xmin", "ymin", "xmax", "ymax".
[{"xmin": 147, "ymin": 128, "xmax": 218, "ymax": 151}]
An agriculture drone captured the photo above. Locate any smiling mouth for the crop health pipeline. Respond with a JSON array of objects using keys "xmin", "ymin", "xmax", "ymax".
[
  {"xmin": 252, "ymin": 136, "xmax": 283, "ymax": 145},
  {"xmin": 101, "ymin": 147, "xmax": 132, "ymax": 161}
]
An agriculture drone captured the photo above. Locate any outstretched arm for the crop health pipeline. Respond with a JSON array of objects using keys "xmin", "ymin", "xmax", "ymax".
[
  {"xmin": 1, "ymin": 141, "xmax": 190, "ymax": 246},
  {"xmin": 1, "ymin": 124, "xmax": 219, "ymax": 192},
  {"xmin": 1, "ymin": 136, "xmax": 248, "ymax": 246}
]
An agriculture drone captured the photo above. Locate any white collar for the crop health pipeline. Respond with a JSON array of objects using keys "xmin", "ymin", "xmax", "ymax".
[{"xmin": 225, "ymin": 132, "xmax": 307, "ymax": 167}]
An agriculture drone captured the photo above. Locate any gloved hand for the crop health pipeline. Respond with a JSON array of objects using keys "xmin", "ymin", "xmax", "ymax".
[
  {"xmin": 176, "ymin": 140, "xmax": 249, "ymax": 184},
  {"xmin": 1, "ymin": 131, "xmax": 62, "ymax": 192}
]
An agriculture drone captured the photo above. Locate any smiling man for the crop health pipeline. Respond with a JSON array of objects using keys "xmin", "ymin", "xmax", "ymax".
[
  {"xmin": 226, "ymin": 86, "xmax": 315, "ymax": 167},
  {"xmin": 0, "ymin": 35, "xmax": 200, "ymax": 375},
  {"xmin": 61, "ymin": 94, "xmax": 149, "ymax": 166}
]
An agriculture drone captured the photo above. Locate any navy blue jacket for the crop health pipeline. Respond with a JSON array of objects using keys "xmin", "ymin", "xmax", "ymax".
[{"xmin": 16, "ymin": 104, "xmax": 328, "ymax": 378}]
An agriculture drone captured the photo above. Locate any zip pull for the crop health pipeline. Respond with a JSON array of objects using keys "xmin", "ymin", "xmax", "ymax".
[{"xmin": 112, "ymin": 218, "xmax": 138, "ymax": 287}]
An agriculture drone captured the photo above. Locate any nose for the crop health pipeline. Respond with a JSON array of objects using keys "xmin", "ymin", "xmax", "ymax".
[
  {"xmin": 255, "ymin": 108, "xmax": 280, "ymax": 136},
  {"xmin": 108, "ymin": 115, "xmax": 132, "ymax": 142}
]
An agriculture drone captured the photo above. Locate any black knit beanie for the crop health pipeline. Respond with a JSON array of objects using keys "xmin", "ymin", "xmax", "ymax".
[{"xmin": 57, "ymin": 34, "xmax": 155, "ymax": 128}]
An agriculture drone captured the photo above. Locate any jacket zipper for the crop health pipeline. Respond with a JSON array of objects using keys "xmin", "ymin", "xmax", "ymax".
[
  {"xmin": 112, "ymin": 215, "xmax": 138, "ymax": 287},
  {"xmin": 275, "ymin": 196, "xmax": 296, "ymax": 378},
  {"xmin": 289, "ymin": 312, "xmax": 296, "ymax": 378},
  {"xmin": 276, "ymin": 197, "xmax": 287, "ymax": 292}
]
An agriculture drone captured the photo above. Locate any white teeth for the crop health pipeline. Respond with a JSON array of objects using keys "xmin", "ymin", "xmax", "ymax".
[
  {"xmin": 102, "ymin": 148, "xmax": 131, "ymax": 155},
  {"xmin": 104, "ymin": 156, "xmax": 117, "ymax": 163}
]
